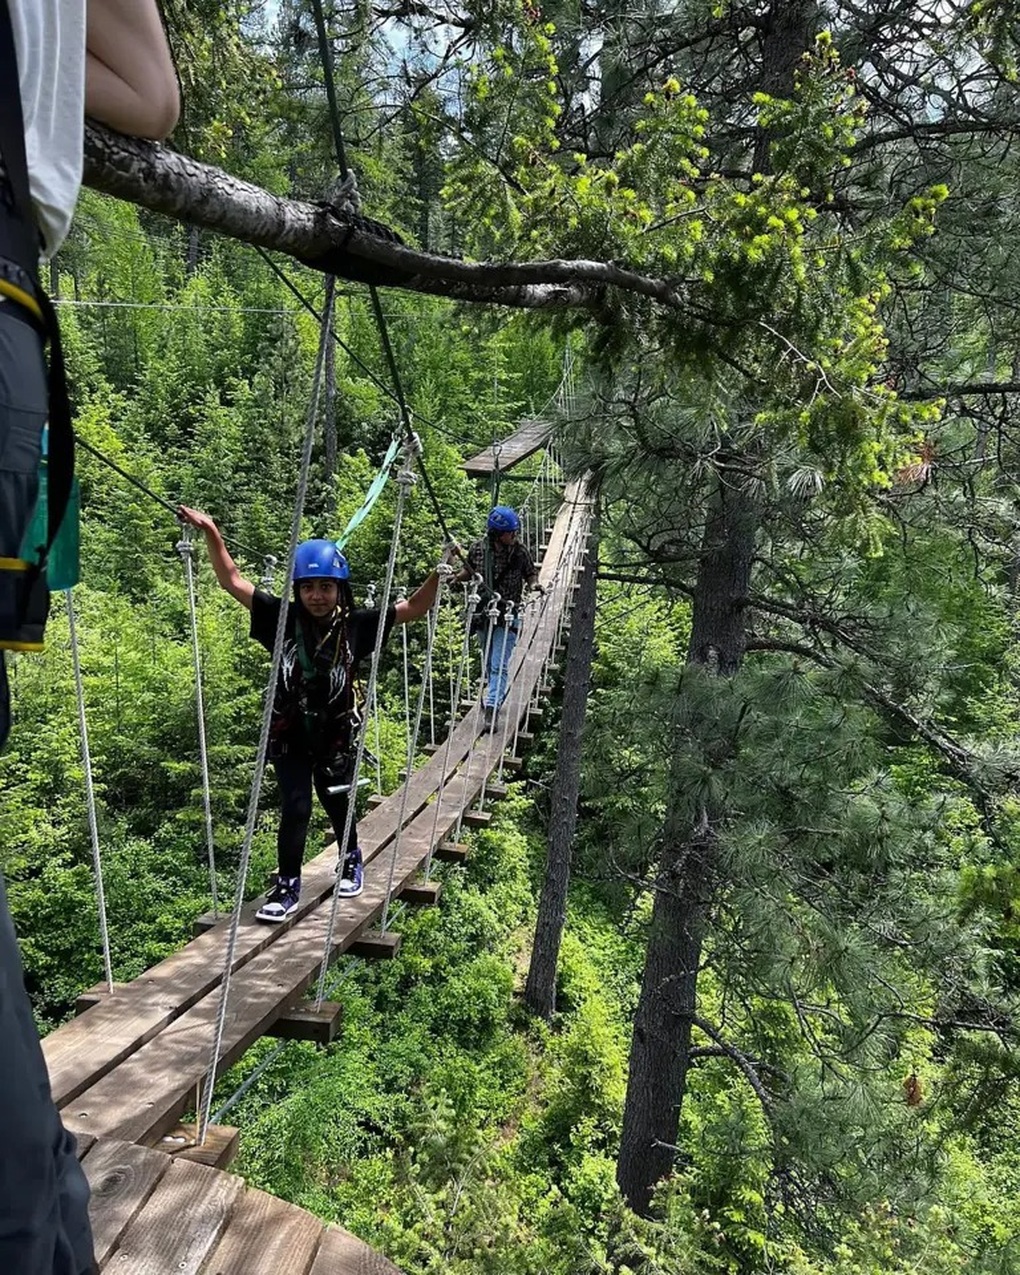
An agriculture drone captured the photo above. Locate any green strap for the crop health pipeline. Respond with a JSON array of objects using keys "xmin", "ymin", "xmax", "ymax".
[{"xmin": 336, "ymin": 436, "xmax": 400, "ymax": 551}]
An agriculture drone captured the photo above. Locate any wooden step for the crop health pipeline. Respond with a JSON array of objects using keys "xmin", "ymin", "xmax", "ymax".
[
  {"xmin": 365, "ymin": 793, "xmax": 385, "ymax": 809},
  {"xmin": 516, "ymin": 730, "xmax": 535, "ymax": 744},
  {"xmin": 462, "ymin": 809, "xmax": 492, "ymax": 829},
  {"xmin": 157, "ymin": 1123, "xmax": 240, "ymax": 1170},
  {"xmin": 503, "ymin": 755, "xmax": 524, "ymax": 771},
  {"xmin": 435, "ymin": 841, "xmax": 469, "ymax": 863},
  {"xmin": 486, "ymin": 782, "xmax": 509, "ymax": 800},
  {"xmin": 75, "ymin": 981, "xmax": 130, "ymax": 1015},
  {"xmin": 398, "ymin": 880, "xmax": 443, "ymax": 907},
  {"xmin": 267, "ymin": 999, "xmax": 344, "ymax": 1046},
  {"xmin": 350, "ymin": 930, "xmax": 402, "ymax": 960}
]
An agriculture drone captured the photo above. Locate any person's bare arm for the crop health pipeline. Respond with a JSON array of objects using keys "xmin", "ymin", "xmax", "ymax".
[
  {"xmin": 177, "ymin": 507, "xmax": 255, "ymax": 610},
  {"xmin": 395, "ymin": 571, "xmax": 441, "ymax": 625},
  {"xmin": 85, "ymin": 0, "xmax": 180, "ymax": 140}
]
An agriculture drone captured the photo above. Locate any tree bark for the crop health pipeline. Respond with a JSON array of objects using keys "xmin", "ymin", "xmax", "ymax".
[
  {"xmin": 616, "ymin": 471, "xmax": 757, "ymax": 1215},
  {"xmin": 525, "ymin": 524, "xmax": 598, "ymax": 1019}
]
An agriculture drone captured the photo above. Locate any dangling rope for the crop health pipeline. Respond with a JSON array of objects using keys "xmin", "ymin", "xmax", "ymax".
[
  {"xmin": 197, "ymin": 300, "xmax": 332, "ymax": 1144},
  {"xmin": 66, "ymin": 590, "xmax": 114, "ymax": 993},
  {"xmin": 379, "ymin": 561, "xmax": 453, "ymax": 934},
  {"xmin": 313, "ymin": 437, "xmax": 421, "ymax": 1008},
  {"xmin": 177, "ymin": 526, "xmax": 219, "ymax": 916}
]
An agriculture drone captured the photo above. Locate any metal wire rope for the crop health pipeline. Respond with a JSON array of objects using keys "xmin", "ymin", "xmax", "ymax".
[
  {"xmin": 177, "ymin": 526, "xmax": 219, "ymax": 916},
  {"xmin": 423, "ymin": 576, "xmax": 482, "ymax": 882},
  {"xmin": 379, "ymin": 562, "xmax": 455, "ymax": 935},
  {"xmin": 65, "ymin": 590, "xmax": 114, "ymax": 992},
  {"xmin": 197, "ymin": 298, "xmax": 332, "ymax": 1144}
]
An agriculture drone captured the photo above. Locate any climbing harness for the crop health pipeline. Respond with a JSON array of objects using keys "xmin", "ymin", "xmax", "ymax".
[{"xmin": 313, "ymin": 435, "xmax": 421, "ymax": 1008}]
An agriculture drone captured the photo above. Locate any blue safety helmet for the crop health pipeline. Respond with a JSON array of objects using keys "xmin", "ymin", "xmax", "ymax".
[
  {"xmin": 293, "ymin": 539, "xmax": 350, "ymax": 582},
  {"xmin": 487, "ymin": 505, "xmax": 520, "ymax": 534}
]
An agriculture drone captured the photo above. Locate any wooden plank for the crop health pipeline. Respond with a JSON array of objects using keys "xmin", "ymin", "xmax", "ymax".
[
  {"xmin": 461, "ymin": 809, "xmax": 492, "ymax": 829},
  {"xmin": 74, "ymin": 1131, "xmax": 97, "ymax": 1159},
  {"xmin": 100, "ymin": 1157, "xmax": 242, "ymax": 1274},
  {"xmin": 462, "ymin": 418, "xmax": 551, "ymax": 477},
  {"xmin": 160, "ymin": 1123, "xmax": 240, "ymax": 1170},
  {"xmin": 267, "ymin": 1000, "xmax": 344, "ymax": 1045},
  {"xmin": 397, "ymin": 881, "xmax": 442, "ymax": 906},
  {"xmin": 434, "ymin": 842, "xmax": 469, "ymax": 863},
  {"xmin": 309, "ymin": 1224, "xmax": 404, "ymax": 1275},
  {"xmin": 349, "ymin": 931, "xmax": 402, "ymax": 960},
  {"xmin": 75, "ymin": 982, "xmax": 131, "ymax": 1015},
  {"xmin": 192, "ymin": 911, "xmax": 219, "ymax": 938},
  {"xmin": 80, "ymin": 1137, "xmax": 172, "ymax": 1268},
  {"xmin": 365, "ymin": 794, "xmax": 385, "ymax": 809},
  {"xmin": 200, "ymin": 1186, "xmax": 323, "ymax": 1275}
]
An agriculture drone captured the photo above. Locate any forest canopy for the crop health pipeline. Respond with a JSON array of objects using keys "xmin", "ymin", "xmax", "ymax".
[{"xmin": 5, "ymin": 0, "xmax": 1020, "ymax": 1271}]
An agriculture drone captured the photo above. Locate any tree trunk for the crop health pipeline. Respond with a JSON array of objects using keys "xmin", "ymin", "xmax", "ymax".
[
  {"xmin": 752, "ymin": 0, "xmax": 819, "ymax": 174},
  {"xmin": 525, "ymin": 524, "xmax": 598, "ymax": 1018},
  {"xmin": 616, "ymin": 471, "xmax": 757, "ymax": 1215}
]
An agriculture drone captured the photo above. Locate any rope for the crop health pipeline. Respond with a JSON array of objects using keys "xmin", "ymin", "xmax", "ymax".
[
  {"xmin": 379, "ymin": 563, "xmax": 454, "ymax": 933},
  {"xmin": 313, "ymin": 437, "xmax": 421, "ymax": 1008},
  {"xmin": 75, "ymin": 435, "xmax": 265, "ymax": 564},
  {"xmin": 424, "ymin": 577, "xmax": 481, "ymax": 881},
  {"xmin": 66, "ymin": 591, "xmax": 114, "ymax": 992},
  {"xmin": 197, "ymin": 297, "xmax": 332, "ymax": 1144},
  {"xmin": 177, "ymin": 526, "xmax": 219, "ymax": 916}
]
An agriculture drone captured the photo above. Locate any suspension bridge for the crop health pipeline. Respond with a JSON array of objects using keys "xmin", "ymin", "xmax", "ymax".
[{"xmin": 41, "ymin": 452, "xmax": 592, "ymax": 1272}]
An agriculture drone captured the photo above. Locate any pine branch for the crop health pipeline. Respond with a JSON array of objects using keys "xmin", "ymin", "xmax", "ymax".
[{"xmin": 687, "ymin": 1014, "xmax": 775, "ymax": 1110}]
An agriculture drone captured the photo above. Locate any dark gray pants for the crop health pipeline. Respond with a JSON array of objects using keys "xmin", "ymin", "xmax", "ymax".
[
  {"xmin": 0, "ymin": 303, "xmax": 48, "ymax": 748},
  {"xmin": 0, "ymin": 306, "xmax": 95, "ymax": 1272},
  {"xmin": 0, "ymin": 876, "xmax": 95, "ymax": 1273}
]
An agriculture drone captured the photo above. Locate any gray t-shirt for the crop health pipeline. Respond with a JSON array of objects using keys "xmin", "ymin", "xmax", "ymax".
[{"xmin": 9, "ymin": 1, "xmax": 87, "ymax": 256}]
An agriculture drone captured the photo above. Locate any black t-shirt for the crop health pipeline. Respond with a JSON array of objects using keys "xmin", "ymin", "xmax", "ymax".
[{"xmin": 250, "ymin": 590, "xmax": 396, "ymax": 759}]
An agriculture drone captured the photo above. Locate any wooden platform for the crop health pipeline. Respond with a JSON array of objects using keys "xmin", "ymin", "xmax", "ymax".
[
  {"xmin": 462, "ymin": 418, "xmax": 552, "ymax": 476},
  {"xmin": 45, "ymin": 482, "xmax": 595, "ymax": 1273},
  {"xmin": 79, "ymin": 1134, "xmax": 402, "ymax": 1273}
]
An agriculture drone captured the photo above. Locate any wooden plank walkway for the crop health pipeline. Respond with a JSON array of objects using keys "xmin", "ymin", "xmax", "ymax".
[
  {"xmin": 79, "ymin": 1135, "xmax": 401, "ymax": 1274},
  {"xmin": 46, "ymin": 482, "xmax": 594, "ymax": 1272},
  {"xmin": 461, "ymin": 418, "xmax": 551, "ymax": 476}
]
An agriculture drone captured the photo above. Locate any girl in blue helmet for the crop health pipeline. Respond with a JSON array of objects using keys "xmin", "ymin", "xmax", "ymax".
[
  {"xmin": 178, "ymin": 507, "xmax": 445, "ymax": 922},
  {"xmin": 459, "ymin": 505, "xmax": 541, "ymax": 732}
]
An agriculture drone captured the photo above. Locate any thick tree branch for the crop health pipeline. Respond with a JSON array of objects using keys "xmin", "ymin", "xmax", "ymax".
[{"xmin": 82, "ymin": 122, "xmax": 687, "ymax": 313}]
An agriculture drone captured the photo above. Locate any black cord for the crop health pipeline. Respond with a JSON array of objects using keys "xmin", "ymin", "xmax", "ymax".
[
  {"xmin": 306, "ymin": 0, "xmax": 458, "ymax": 545},
  {"xmin": 76, "ymin": 436, "xmax": 265, "ymax": 562}
]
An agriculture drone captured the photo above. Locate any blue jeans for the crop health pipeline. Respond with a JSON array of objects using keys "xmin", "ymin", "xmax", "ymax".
[{"xmin": 484, "ymin": 622, "xmax": 518, "ymax": 708}]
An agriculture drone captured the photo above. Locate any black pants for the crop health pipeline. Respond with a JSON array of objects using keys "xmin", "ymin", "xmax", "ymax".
[
  {"xmin": 272, "ymin": 753, "xmax": 359, "ymax": 879},
  {"xmin": 0, "ymin": 306, "xmax": 48, "ymax": 751}
]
